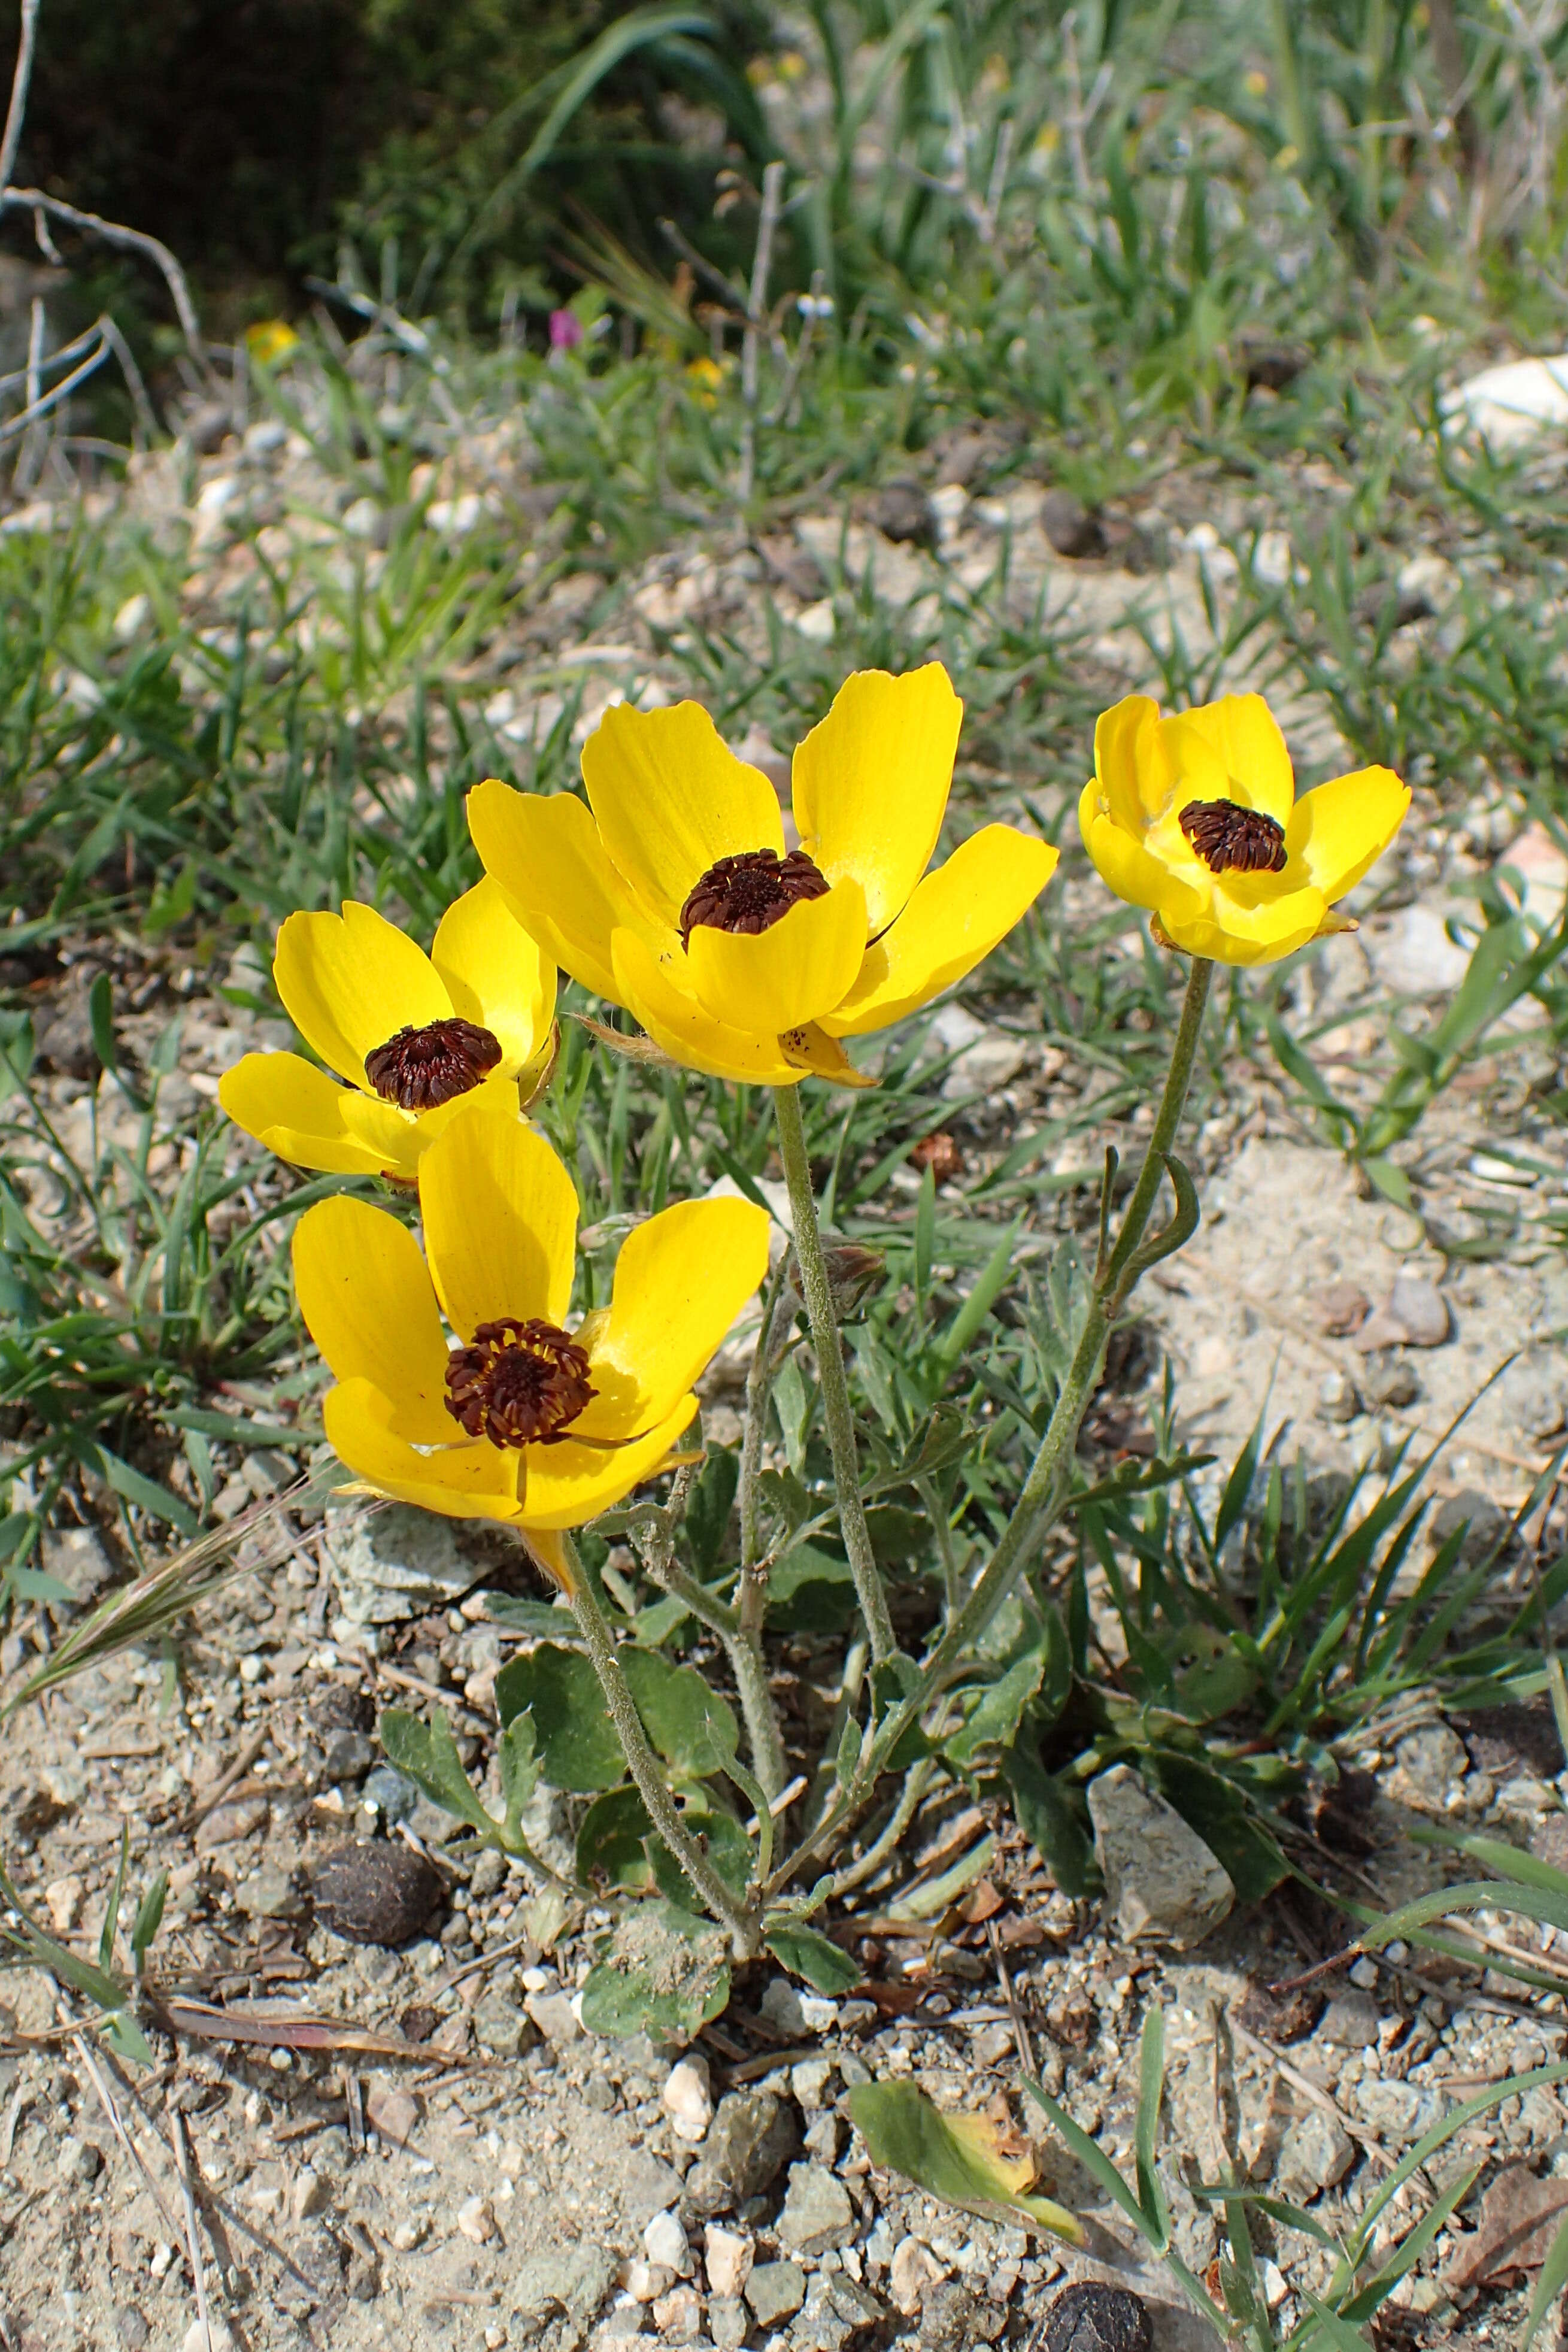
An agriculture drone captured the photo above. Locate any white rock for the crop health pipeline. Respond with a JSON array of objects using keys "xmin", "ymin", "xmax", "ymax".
[
  {"xmin": 1445, "ymin": 353, "xmax": 1568, "ymax": 450},
  {"xmin": 703, "ymin": 2225, "xmax": 754, "ymax": 2299},
  {"xmin": 1087, "ymin": 1762, "xmax": 1235, "ymax": 1948},
  {"xmin": 889, "ymin": 2236, "xmax": 947, "ymax": 2314},
  {"xmin": 341, "ymin": 496, "xmax": 382, "ymax": 541},
  {"xmin": 651, "ymin": 2283, "xmax": 703, "ymax": 2342},
  {"xmin": 456, "ymin": 2194, "xmax": 496, "ymax": 2244},
  {"xmin": 113, "ymin": 593, "xmax": 151, "ymax": 642},
  {"xmin": 1251, "ymin": 529, "xmax": 1294, "ymax": 587},
  {"xmin": 1396, "ymin": 550, "xmax": 1460, "ymax": 614},
  {"xmin": 621, "ymin": 2259, "xmax": 674, "ymax": 2302},
  {"xmin": 1362, "ymin": 904, "xmax": 1471, "ymax": 999},
  {"xmin": 662, "ymin": 2056, "xmax": 713, "ymax": 2143},
  {"xmin": 289, "ymin": 2166, "xmax": 330, "ymax": 2220},
  {"xmin": 643, "ymin": 2208, "xmax": 690, "ymax": 2272},
  {"xmin": 929, "ymin": 483, "xmax": 969, "ymax": 542},
  {"xmin": 427, "ymin": 493, "xmax": 484, "ymax": 536},
  {"xmin": 794, "ymin": 598, "xmax": 836, "ymax": 642},
  {"xmin": 799, "ymin": 1993, "xmax": 839, "ymax": 2033},
  {"xmin": 184, "ymin": 2322, "xmax": 236, "ymax": 2352},
  {"xmin": 43, "ymin": 1875, "xmax": 83, "ymax": 1935}
]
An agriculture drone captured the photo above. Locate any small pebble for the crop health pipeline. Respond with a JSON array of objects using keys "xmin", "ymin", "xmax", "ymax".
[
  {"xmin": 644, "ymin": 2208, "xmax": 689, "ymax": 2271},
  {"xmin": 456, "ymin": 2195, "xmax": 496, "ymax": 2244},
  {"xmin": 662, "ymin": 2056, "xmax": 713, "ymax": 2142}
]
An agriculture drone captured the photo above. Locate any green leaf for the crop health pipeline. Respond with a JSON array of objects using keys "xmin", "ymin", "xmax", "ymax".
[
  {"xmin": 99, "ymin": 1824, "xmax": 131, "ymax": 1975},
  {"xmin": 498, "ymin": 1715, "xmax": 541, "ymax": 1846},
  {"xmin": 772, "ymin": 1353, "xmax": 812, "ymax": 1473},
  {"xmin": 92, "ymin": 1445, "xmax": 200, "ymax": 1536},
  {"xmin": 944, "ymin": 1621, "xmax": 1048, "ymax": 1770},
  {"xmin": 131, "ymin": 1872, "xmax": 167, "ymax": 1974},
  {"xmin": 620, "ymin": 1645, "xmax": 739, "ymax": 1777},
  {"xmin": 379, "ymin": 1708, "xmax": 496, "ymax": 1838},
  {"xmin": 88, "ymin": 972, "xmax": 119, "ymax": 1075},
  {"xmin": 1001, "ymin": 1735, "xmax": 1097, "ymax": 1898},
  {"xmin": 578, "ymin": 1899, "xmax": 731, "ymax": 2038},
  {"xmin": 848, "ymin": 2081, "xmax": 1085, "ymax": 2242},
  {"xmin": 495, "ymin": 1644, "xmax": 625, "ymax": 1791},
  {"xmin": 1522, "ymin": 2207, "xmax": 1568, "ymax": 2352},
  {"xmin": 764, "ymin": 1545, "xmax": 857, "ymax": 1632},
  {"xmin": 835, "ymin": 1713, "xmax": 862, "ymax": 1789},
  {"xmin": 1134, "ymin": 2006, "xmax": 1170, "ymax": 2247},
  {"xmin": 1023, "ymin": 2075, "xmax": 1154, "ymax": 2242},
  {"xmin": 686, "ymin": 1448, "xmax": 739, "ymax": 1577},
  {"xmin": 763, "ymin": 1923, "xmax": 862, "ymax": 1996},
  {"xmin": 577, "ymin": 1784, "xmax": 660, "ymax": 1892}
]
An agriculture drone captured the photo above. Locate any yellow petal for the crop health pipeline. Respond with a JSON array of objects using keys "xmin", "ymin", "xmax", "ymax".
[
  {"xmin": 517, "ymin": 1398, "xmax": 697, "ymax": 1532},
  {"xmin": 1158, "ymin": 884, "xmax": 1328, "ymax": 965},
  {"xmin": 432, "ymin": 875, "xmax": 557, "ymax": 1074},
  {"xmin": 274, "ymin": 902, "xmax": 451, "ymax": 1088},
  {"xmin": 1079, "ymin": 787, "xmax": 1208, "ymax": 923},
  {"xmin": 521, "ymin": 1527, "xmax": 575, "ymax": 1592},
  {"xmin": 611, "ymin": 929, "xmax": 802, "ymax": 1084},
  {"xmin": 1285, "ymin": 765, "xmax": 1410, "ymax": 902},
  {"xmin": 791, "ymin": 665, "xmax": 963, "ymax": 936},
  {"xmin": 467, "ymin": 779, "xmax": 665, "ymax": 1003},
  {"xmin": 324, "ymin": 1378, "xmax": 522, "ymax": 1519},
  {"xmin": 582, "ymin": 700, "xmax": 783, "ymax": 928},
  {"xmin": 218, "ymin": 1051, "xmax": 392, "ymax": 1177},
  {"xmin": 686, "ymin": 878, "xmax": 868, "ymax": 1033},
  {"xmin": 292, "ymin": 1198, "xmax": 454, "ymax": 1440},
  {"xmin": 781, "ymin": 1025, "xmax": 876, "ymax": 1087},
  {"xmin": 1093, "ymin": 695, "xmax": 1173, "ymax": 829},
  {"xmin": 1161, "ymin": 694, "xmax": 1295, "ymax": 824},
  {"xmin": 418, "ymin": 1109, "xmax": 578, "ymax": 1340},
  {"xmin": 822, "ymin": 827, "xmax": 1059, "ymax": 1037},
  {"xmin": 577, "ymin": 1195, "xmax": 770, "ymax": 1435}
]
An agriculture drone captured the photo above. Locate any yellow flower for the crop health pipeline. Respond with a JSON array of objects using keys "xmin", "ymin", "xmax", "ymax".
[
  {"xmin": 1079, "ymin": 693, "xmax": 1409, "ymax": 966},
  {"xmin": 219, "ymin": 880, "xmax": 557, "ymax": 1180},
  {"xmin": 245, "ymin": 319, "xmax": 299, "ymax": 365},
  {"xmin": 292, "ymin": 1113, "xmax": 769, "ymax": 1580},
  {"xmin": 467, "ymin": 665, "xmax": 1059, "ymax": 1086}
]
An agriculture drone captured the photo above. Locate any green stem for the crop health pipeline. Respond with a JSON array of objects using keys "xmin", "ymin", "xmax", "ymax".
[
  {"xmin": 565, "ymin": 1541, "xmax": 759, "ymax": 1954},
  {"xmin": 736, "ymin": 1255, "xmax": 790, "ymax": 1618},
  {"xmin": 767, "ymin": 955, "xmax": 1215, "ymax": 1895},
  {"xmin": 771, "ymin": 1083, "xmax": 896, "ymax": 1664},
  {"xmin": 729, "ymin": 1624, "xmax": 787, "ymax": 1805}
]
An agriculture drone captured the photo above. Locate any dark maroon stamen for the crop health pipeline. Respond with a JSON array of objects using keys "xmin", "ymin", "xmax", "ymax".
[
  {"xmin": 1178, "ymin": 798, "xmax": 1288, "ymax": 876},
  {"xmin": 363, "ymin": 1017, "xmax": 502, "ymax": 1110},
  {"xmin": 679, "ymin": 847, "xmax": 830, "ymax": 951},
  {"xmin": 444, "ymin": 1317, "xmax": 596, "ymax": 1448}
]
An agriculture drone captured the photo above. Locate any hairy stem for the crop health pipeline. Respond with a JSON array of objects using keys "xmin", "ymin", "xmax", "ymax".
[
  {"xmin": 772, "ymin": 1083, "xmax": 896, "ymax": 1663},
  {"xmin": 565, "ymin": 1542, "xmax": 758, "ymax": 1954},
  {"xmin": 768, "ymin": 956, "xmax": 1214, "ymax": 1893}
]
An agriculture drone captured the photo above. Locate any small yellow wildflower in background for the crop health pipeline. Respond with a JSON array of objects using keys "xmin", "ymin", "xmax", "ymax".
[
  {"xmin": 686, "ymin": 356, "xmax": 726, "ymax": 404},
  {"xmin": 291, "ymin": 1114, "xmax": 768, "ymax": 1583},
  {"xmin": 244, "ymin": 320, "xmax": 300, "ymax": 365},
  {"xmin": 1079, "ymin": 692, "xmax": 1409, "ymax": 965},
  {"xmin": 468, "ymin": 663, "xmax": 1057, "ymax": 1087},
  {"xmin": 219, "ymin": 880, "xmax": 556, "ymax": 1180}
]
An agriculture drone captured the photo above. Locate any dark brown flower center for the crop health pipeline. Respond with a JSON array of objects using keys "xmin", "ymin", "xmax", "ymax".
[
  {"xmin": 679, "ymin": 847, "xmax": 830, "ymax": 951},
  {"xmin": 1178, "ymin": 798, "xmax": 1288, "ymax": 876},
  {"xmin": 363, "ymin": 1017, "xmax": 502, "ymax": 1110},
  {"xmin": 444, "ymin": 1317, "xmax": 596, "ymax": 1448}
]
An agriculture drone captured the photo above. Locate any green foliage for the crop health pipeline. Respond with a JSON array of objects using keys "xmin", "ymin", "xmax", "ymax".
[
  {"xmin": 846, "ymin": 2078, "xmax": 1085, "ymax": 2240},
  {"xmin": 578, "ymin": 1898, "xmax": 731, "ymax": 2036}
]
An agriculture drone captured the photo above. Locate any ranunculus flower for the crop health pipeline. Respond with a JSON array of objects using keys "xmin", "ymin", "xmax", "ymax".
[
  {"xmin": 292, "ymin": 1112, "xmax": 768, "ymax": 1582},
  {"xmin": 219, "ymin": 881, "xmax": 556, "ymax": 1180},
  {"xmin": 1079, "ymin": 692, "xmax": 1409, "ymax": 964},
  {"xmin": 467, "ymin": 664, "xmax": 1057, "ymax": 1085}
]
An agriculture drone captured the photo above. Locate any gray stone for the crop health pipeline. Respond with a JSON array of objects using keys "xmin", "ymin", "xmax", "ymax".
[
  {"xmin": 1355, "ymin": 2081, "xmax": 1446, "ymax": 2144},
  {"xmin": 472, "ymin": 1993, "xmax": 530, "ymax": 2056},
  {"xmin": 1275, "ymin": 2110, "xmax": 1356, "ymax": 2204},
  {"xmin": 361, "ymin": 1764, "xmax": 419, "ymax": 1824},
  {"xmin": 40, "ymin": 1526, "xmax": 116, "ymax": 1609},
  {"xmin": 469, "ymin": 1848, "xmax": 507, "ymax": 1899},
  {"xmin": 235, "ymin": 1865, "xmax": 299, "ymax": 1920},
  {"xmin": 1360, "ymin": 1354, "xmax": 1420, "ymax": 1410},
  {"xmin": 709, "ymin": 2293, "xmax": 750, "ymax": 2347},
  {"xmin": 1042, "ymin": 487, "xmax": 1106, "ymax": 559},
  {"xmin": 1317, "ymin": 1990, "xmax": 1378, "ymax": 2048},
  {"xmin": 1086, "ymin": 1764, "xmax": 1234, "ymax": 1950},
  {"xmin": 1039, "ymin": 2283, "xmax": 1151, "ymax": 2352},
  {"xmin": 1316, "ymin": 1371, "xmax": 1360, "ymax": 1424},
  {"xmin": 745, "ymin": 2260, "xmax": 806, "ymax": 2326},
  {"xmin": 621, "ymin": 2151, "xmax": 686, "ymax": 2233},
  {"xmin": 1427, "ymin": 1492, "xmax": 1508, "ymax": 1567},
  {"xmin": 802, "ymin": 2109, "xmax": 842, "ymax": 2165},
  {"xmin": 509, "ymin": 2244, "xmax": 615, "ymax": 2326},
  {"xmin": 322, "ymin": 1730, "xmax": 375, "ymax": 1781},
  {"xmin": 325, "ymin": 1501, "xmax": 477, "ymax": 1627},
  {"xmin": 524, "ymin": 1989, "xmax": 580, "ymax": 2045},
  {"xmin": 1394, "ymin": 1723, "xmax": 1469, "ymax": 1808},
  {"xmin": 775, "ymin": 2162, "xmax": 854, "ymax": 2256},
  {"xmin": 1355, "ymin": 1275, "xmax": 1450, "ymax": 1351},
  {"xmin": 699, "ymin": 2090, "xmax": 800, "ymax": 2202},
  {"xmin": 868, "ymin": 481, "xmax": 937, "ymax": 549},
  {"xmin": 115, "ymin": 2313, "xmax": 150, "ymax": 2351}
]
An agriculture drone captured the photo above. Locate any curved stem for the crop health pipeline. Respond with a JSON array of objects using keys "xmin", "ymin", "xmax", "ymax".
[
  {"xmin": 772, "ymin": 1083, "xmax": 896, "ymax": 1663},
  {"xmin": 565, "ymin": 1540, "xmax": 759, "ymax": 1954},
  {"xmin": 767, "ymin": 954, "xmax": 1215, "ymax": 1895}
]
